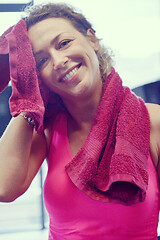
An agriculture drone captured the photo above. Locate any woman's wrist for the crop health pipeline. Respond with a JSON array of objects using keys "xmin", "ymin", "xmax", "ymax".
[{"xmin": 19, "ymin": 112, "xmax": 35, "ymax": 128}]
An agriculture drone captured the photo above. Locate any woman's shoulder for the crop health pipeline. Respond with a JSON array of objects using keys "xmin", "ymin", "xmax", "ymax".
[
  {"xmin": 145, "ymin": 103, "xmax": 160, "ymax": 126},
  {"xmin": 145, "ymin": 103, "xmax": 160, "ymax": 171}
]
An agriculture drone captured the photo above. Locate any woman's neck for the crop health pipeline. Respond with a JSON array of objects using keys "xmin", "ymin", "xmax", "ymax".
[{"xmin": 64, "ymin": 84, "xmax": 103, "ymax": 131}]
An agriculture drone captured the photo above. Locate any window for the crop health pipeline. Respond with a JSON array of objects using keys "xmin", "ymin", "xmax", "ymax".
[{"xmin": 0, "ymin": 1, "xmax": 33, "ymax": 12}]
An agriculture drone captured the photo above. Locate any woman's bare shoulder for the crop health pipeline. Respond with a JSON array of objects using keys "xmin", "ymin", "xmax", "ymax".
[
  {"xmin": 145, "ymin": 103, "xmax": 160, "ymax": 173},
  {"xmin": 145, "ymin": 103, "xmax": 160, "ymax": 126}
]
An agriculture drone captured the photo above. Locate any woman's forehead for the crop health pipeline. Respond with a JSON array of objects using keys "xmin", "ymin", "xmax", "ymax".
[
  {"xmin": 27, "ymin": 18, "xmax": 81, "ymax": 52},
  {"xmin": 28, "ymin": 18, "xmax": 78, "ymax": 40},
  {"xmin": 28, "ymin": 17, "xmax": 76, "ymax": 33}
]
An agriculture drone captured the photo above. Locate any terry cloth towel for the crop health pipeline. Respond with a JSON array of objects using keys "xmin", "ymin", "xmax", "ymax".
[
  {"xmin": 0, "ymin": 20, "xmax": 49, "ymax": 133},
  {"xmin": 65, "ymin": 68, "xmax": 150, "ymax": 205}
]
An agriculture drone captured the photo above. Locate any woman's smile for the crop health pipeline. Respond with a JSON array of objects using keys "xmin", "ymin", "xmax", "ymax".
[{"xmin": 59, "ymin": 64, "xmax": 81, "ymax": 83}]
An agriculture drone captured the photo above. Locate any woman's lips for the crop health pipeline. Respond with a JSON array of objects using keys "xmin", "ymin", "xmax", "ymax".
[
  {"xmin": 62, "ymin": 66, "xmax": 79, "ymax": 82},
  {"xmin": 59, "ymin": 64, "xmax": 81, "ymax": 83}
]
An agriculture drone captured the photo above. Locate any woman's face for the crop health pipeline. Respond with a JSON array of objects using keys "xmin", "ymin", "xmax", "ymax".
[{"xmin": 28, "ymin": 17, "xmax": 102, "ymax": 102}]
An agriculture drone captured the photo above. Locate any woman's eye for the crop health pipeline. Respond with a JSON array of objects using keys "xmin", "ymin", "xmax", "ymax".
[
  {"xmin": 58, "ymin": 39, "xmax": 71, "ymax": 49},
  {"xmin": 36, "ymin": 57, "xmax": 48, "ymax": 69}
]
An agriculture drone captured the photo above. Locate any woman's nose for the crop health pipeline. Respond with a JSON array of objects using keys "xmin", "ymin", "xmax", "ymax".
[{"xmin": 51, "ymin": 51, "xmax": 69, "ymax": 70}]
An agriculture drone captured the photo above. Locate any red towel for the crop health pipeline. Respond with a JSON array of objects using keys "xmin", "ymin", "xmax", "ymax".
[
  {"xmin": 65, "ymin": 68, "xmax": 150, "ymax": 205},
  {"xmin": 0, "ymin": 20, "xmax": 49, "ymax": 132}
]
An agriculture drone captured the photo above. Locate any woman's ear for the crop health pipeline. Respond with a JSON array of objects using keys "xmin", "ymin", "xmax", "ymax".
[{"xmin": 86, "ymin": 28, "xmax": 100, "ymax": 52}]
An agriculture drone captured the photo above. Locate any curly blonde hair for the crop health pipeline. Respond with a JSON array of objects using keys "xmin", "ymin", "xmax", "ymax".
[{"xmin": 23, "ymin": 2, "xmax": 114, "ymax": 82}]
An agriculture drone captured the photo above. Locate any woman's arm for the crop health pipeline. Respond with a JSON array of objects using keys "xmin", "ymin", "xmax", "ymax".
[{"xmin": 0, "ymin": 114, "xmax": 47, "ymax": 202}]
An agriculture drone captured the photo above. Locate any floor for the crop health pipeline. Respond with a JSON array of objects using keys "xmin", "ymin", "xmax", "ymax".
[
  {"xmin": 1, "ymin": 226, "xmax": 160, "ymax": 239},
  {"xmin": 0, "ymin": 229, "xmax": 48, "ymax": 240}
]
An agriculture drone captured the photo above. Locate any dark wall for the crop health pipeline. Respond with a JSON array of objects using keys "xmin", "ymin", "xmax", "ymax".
[
  {"xmin": 0, "ymin": 86, "xmax": 12, "ymax": 137},
  {"xmin": 132, "ymin": 80, "xmax": 160, "ymax": 105}
]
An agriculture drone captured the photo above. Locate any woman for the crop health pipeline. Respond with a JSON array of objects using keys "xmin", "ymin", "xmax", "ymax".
[{"xmin": 0, "ymin": 3, "xmax": 160, "ymax": 239}]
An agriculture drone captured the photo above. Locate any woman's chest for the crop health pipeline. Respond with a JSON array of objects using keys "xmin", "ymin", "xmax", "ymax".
[
  {"xmin": 44, "ymin": 113, "xmax": 160, "ymax": 238},
  {"xmin": 44, "ymin": 143, "xmax": 160, "ymax": 236},
  {"xmin": 146, "ymin": 103, "xmax": 160, "ymax": 170}
]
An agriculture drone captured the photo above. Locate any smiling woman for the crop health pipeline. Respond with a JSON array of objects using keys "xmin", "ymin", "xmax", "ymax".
[{"xmin": 0, "ymin": 2, "xmax": 160, "ymax": 240}]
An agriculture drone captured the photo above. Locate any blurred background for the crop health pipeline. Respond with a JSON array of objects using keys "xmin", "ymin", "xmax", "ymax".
[{"xmin": 0, "ymin": 0, "xmax": 160, "ymax": 239}]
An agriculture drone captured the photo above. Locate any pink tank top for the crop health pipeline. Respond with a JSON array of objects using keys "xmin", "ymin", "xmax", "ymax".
[{"xmin": 43, "ymin": 113, "xmax": 160, "ymax": 240}]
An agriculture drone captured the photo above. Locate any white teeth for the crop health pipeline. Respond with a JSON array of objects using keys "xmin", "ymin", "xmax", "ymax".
[{"xmin": 62, "ymin": 67, "xmax": 78, "ymax": 81}]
